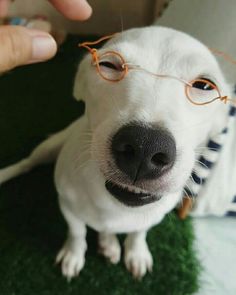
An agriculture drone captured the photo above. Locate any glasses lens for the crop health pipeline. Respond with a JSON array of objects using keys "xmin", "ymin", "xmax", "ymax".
[
  {"xmin": 186, "ymin": 79, "xmax": 220, "ymax": 105},
  {"xmin": 96, "ymin": 51, "xmax": 127, "ymax": 81}
]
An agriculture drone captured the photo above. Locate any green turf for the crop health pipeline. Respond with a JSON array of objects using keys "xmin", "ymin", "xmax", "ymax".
[{"xmin": 0, "ymin": 35, "xmax": 200, "ymax": 295}]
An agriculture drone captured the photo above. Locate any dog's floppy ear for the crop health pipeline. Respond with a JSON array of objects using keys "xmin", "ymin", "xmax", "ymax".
[
  {"xmin": 73, "ymin": 66, "xmax": 85, "ymax": 101},
  {"xmin": 73, "ymin": 59, "xmax": 87, "ymax": 102},
  {"xmin": 73, "ymin": 70, "xmax": 84, "ymax": 102}
]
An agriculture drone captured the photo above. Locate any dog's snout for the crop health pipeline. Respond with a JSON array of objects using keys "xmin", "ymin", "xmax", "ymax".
[{"xmin": 111, "ymin": 123, "xmax": 176, "ymax": 182}]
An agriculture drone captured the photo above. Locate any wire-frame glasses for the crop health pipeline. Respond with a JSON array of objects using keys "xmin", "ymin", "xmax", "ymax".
[{"xmin": 79, "ymin": 34, "xmax": 235, "ymax": 106}]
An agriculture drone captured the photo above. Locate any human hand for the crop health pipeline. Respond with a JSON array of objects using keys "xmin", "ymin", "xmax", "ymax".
[{"xmin": 0, "ymin": 0, "xmax": 92, "ymax": 72}]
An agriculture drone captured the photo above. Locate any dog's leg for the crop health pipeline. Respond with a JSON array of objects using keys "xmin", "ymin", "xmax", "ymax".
[
  {"xmin": 98, "ymin": 232, "xmax": 121, "ymax": 264},
  {"xmin": 124, "ymin": 230, "xmax": 153, "ymax": 279},
  {"xmin": 56, "ymin": 218, "xmax": 87, "ymax": 281}
]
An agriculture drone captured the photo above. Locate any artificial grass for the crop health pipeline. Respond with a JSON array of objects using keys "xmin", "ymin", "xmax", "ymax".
[{"xmin": 0, "ymin": 35, "xmax": 200, "ymax": 295}]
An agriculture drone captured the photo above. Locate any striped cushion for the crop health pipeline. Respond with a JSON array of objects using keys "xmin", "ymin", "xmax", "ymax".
[{"xmin": 184, "ymin": 105, "xmax": 236, "ymax": 217}]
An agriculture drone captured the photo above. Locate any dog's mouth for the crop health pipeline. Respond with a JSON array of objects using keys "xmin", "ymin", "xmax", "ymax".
[{"xmin": 105, "ymin": 181, "xmax": 162, "ymax": 207}]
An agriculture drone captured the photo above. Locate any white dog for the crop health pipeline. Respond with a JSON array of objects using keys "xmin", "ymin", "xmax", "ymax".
[{"xmin": 0, "ymin": 26, "xmax": 232, "ymax": 280}]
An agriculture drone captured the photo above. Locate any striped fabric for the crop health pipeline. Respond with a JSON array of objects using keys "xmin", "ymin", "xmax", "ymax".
[
  {"xmin": 227, "ymin": 195, "xmax": 236, "ymax": 217},
  {"xmin": 184, "ymin": 104, "xmax": 236, "ymax": 216}
]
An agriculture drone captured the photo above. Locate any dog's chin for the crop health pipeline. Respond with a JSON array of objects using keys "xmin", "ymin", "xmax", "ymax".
[{"xmin": 105, "ymin": 181, "xmax": 162, "ymax": 207}]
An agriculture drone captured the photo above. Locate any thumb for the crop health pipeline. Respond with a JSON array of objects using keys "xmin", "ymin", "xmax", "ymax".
[{"xmin": 0, "ymin": 26, "xmax": 57, "ymax": 72}]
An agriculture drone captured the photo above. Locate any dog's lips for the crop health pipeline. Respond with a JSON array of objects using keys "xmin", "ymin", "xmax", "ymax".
[{"xmin": 105, "ymin": 181, "xmax": 162, "ymax": 207}]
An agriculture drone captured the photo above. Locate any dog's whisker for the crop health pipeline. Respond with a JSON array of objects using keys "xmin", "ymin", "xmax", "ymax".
[
  {"xmin": 191, "ymin": 170, "xmax": 203, "ymax": 186},
  {"xmin": 195, "ymin": 146, "xmax": 219, "ymax": 152},
  {"xmin": 73, "ymin": 158, "xmax": 90, "ymax": 171},
  {"xmin": 194, "ymin": 152, "xmax": 210, "ymax": 158},
  {"xmin": 183, "ymin": 182, "xmax": 195, "ymax": 199},
  {"xmin": 80, "ymin": 129, "xmax": 93, "ymax": 135},
  {"xmin": 194, "ymin": 159, "xmax": 208, "ymax": 170},
  {"xmin": 73, "ymin": 148, "xmax": 92, "ymax": 170},
  {"xmin": 119, "ymin": 8, "xmax": 124, "ymax": 33},
  {"xmin": 109, "ymin": 94, "xmax": 122, "ymax": 116},
  {"xmin": 73, "ymin": 151, "xmax": 89, "ymax": 164},
  {"xmin": 104, "ymin": 167, "xmax": 125, "ymax": 183},
  {"xmin": 104, "ymin": 167, "xmax": 121, "ymax": 179},
  {"xmin": 179, "ymin": 187, "xmax": 194, "ymax": 214},
  {"xmin": 171, "ymin": 117, "xmax": 214, "ymax": 134}
]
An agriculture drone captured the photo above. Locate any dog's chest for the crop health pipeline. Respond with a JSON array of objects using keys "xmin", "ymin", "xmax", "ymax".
[
  {"xmin": 81, "ymin": 195, "xmax": 168, "ymax": 233},
  {"xmin": 56, "ymin": 154, "xmax": 179, "ymax": 233},
  {"xmin": 57, "ymin": 170, "xmax": 166, "ymax": 233}
]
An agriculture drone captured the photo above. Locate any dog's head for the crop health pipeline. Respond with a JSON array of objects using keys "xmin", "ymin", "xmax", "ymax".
[{"xmin": 73, "ymin": 26, "xmax": 230, "ymax": 207}]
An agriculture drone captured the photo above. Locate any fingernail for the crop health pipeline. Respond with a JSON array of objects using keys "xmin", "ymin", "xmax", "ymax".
[{"xmin": 31, "ymin": 35, "xmax": 57, "ymax": 62}]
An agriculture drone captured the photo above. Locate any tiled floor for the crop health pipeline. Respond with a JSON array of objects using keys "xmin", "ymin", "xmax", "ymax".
[{"xmin": 194, "ymin": 217, "xmax": 236, "ymax": 295}]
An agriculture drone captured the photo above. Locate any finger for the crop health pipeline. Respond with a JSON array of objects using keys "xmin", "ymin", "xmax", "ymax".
[
  {"xmin": 0, "ymin": 0, "xmax": 11, "ymax": 18},
  {"xmin": 0, "ymin": 26, "xmax": 57, "ymax": 72},
  {"xmin": 49, "ymin": 0, "xmax": 92, "ymax": 20}
]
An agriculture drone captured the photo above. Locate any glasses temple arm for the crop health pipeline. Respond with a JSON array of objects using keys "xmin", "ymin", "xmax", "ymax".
[
  {"xmin": 222, "ymin": 96, "xmax": 236, "ymax": 105},
  {"xmin": 78, "ymin": 33, "xmax": 118, "ymax": 49}
]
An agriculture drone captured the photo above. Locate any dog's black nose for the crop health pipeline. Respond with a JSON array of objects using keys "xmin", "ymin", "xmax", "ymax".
[{"xmin": 111, "ymin": 123, "xmax": 176, "ymax": 182}]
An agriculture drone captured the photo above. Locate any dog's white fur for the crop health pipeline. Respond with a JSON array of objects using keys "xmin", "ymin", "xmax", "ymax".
[{"xmin": 0, "ymin": 26, "xmax": 230, "ymax": 279}]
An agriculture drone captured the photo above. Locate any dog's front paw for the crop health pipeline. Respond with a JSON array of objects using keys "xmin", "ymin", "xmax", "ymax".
[
  {"xmin": 98, "ymin": 232, "xmax": 121, "ymax": 264},
  {"xmin": 124, "ymin": 238, "xmax": 153, "ymax": 279},
  {"xmin": 56, "ymin": 238, "xmax": 87, "ymax": 280}
]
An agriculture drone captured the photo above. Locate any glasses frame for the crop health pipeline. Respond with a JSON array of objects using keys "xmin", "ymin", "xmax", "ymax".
[{"xmin": 79, "ymin": 34, "xmax": 233, "ymax": 106}]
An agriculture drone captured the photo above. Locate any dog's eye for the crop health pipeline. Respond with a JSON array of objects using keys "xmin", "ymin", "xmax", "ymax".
[
  {"xmin": 191, "ymin": 78, "xmax": 215, "ymax": 91},
  {"xmin": 96, "ymin": 52, "xmax": 127, "ymax": 81},
  {"xmin": 98, "ymin": 61, "xmax": 123, "ymax": 71},
  {"xmin": 186, "ymin": 77, "xmax": 220, "ymax": 105}
]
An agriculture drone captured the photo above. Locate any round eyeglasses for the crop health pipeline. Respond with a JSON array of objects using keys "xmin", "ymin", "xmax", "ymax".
[{"xmin": 79, "ymin": 34, "xmax": 235, "ymax": 106}]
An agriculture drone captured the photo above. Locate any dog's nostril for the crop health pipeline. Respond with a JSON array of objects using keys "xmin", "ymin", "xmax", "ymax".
[{"xmin": 151, "ymin": 152, "xmax": 170, "ymax": 166}]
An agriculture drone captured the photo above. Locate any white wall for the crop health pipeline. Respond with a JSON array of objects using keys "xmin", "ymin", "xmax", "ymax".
[{"xmin": 156, "ymin": 0, "xmax": 236, "ymax": 82}]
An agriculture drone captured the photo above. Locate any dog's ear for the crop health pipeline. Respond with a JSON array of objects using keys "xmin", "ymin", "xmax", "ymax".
[
  {"xmin": 73, "ymin": 55, "xmax": 90, "ymax": 101},
  {"xmin": 73, "ymin": 70, "xmax": 85, "ymax": 102}
]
